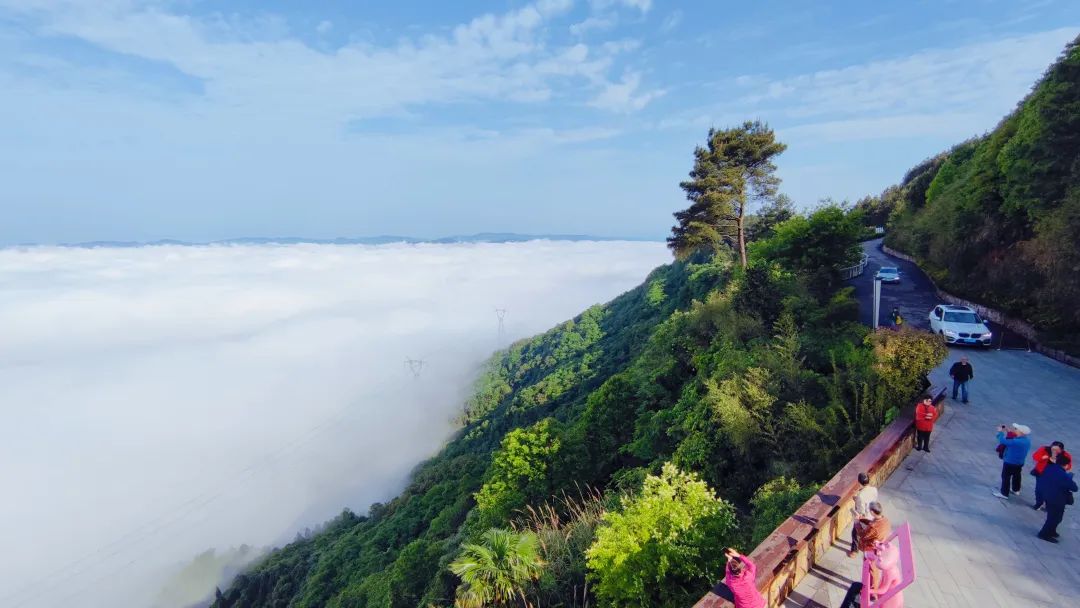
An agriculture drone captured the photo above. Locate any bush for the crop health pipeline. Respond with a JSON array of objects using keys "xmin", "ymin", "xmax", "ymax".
[
  {"xmin": 866, "ymin": 328, "xmax": 947, "ymax": 408},
  {"xmin": 748, "ymin": 477, "xmax": 819, "ymax": 546},
  {"xmin": 586, "ymin": 464, "xmax": 738, "ymax": 608}
]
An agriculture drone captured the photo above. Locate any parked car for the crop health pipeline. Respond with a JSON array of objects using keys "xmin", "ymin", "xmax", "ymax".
[
  {"xmin": 875, "ymin": 266, "xmax": 901, "ymax": 283},
  {"xmin": 928, "ymin": 305, "xmax": 993, "ymax": 346}
]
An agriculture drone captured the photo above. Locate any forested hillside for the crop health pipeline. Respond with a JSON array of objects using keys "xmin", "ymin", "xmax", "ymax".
[
  {"xmin": 859, "ymin": 35, "xmax": 1080, "ymax": 354},
  {"xmin": 214, "ymin": 126, "xmax": 943, "ymax": 608}
]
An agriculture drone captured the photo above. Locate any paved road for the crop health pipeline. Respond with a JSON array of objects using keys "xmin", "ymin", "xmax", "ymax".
[
  {"xmin": 851, "ymin": 239, "xmax": 939, "ymax": 330},
  {"xmin": 787, "ymin": 349, "xmax": 1080, "ymax": 607},
  {"xmin": 850, "ymin": 239, "xmax": 1027, "ymax": 348}
]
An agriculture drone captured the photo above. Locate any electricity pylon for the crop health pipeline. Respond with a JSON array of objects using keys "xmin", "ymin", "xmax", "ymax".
[{"xmin": 404, "ymin": 358, "xmax": 425, "ymax": 378}]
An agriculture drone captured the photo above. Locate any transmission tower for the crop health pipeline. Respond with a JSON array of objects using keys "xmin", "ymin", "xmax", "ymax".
[
  {"xmin": 404, "ymin": 357, "xmax": 425, "ymax": 378},
  {"xmin": 495, "ymin": 308, "xmax": 508, "ymax": 344}
]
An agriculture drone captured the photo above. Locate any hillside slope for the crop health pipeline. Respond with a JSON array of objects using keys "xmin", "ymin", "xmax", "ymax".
[
  {"xmin": 211, "ymin": 258, "xmax": 717, "ymax": 607},
  {"xmin": 871, "ymin": 36, "xmax": 1080, "ymax": 353},
  {"xmin": 213, "ymin": 211, "xmax": 937, "ymax": 608}
]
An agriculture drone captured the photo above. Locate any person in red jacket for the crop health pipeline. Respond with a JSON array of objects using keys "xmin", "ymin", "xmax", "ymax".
[
  {"xmin": 1032, "ymin": 441, "xmax": 1072, "ymax": 510},
  {"xmin": 914, "ymin": 396, "xmax": 939, "ymax": 453}
]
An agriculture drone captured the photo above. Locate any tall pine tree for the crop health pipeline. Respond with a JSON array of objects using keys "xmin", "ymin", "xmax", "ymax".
[{"xmin": 669, "ymin": 121, "xmax": 786, "ymax": 266}]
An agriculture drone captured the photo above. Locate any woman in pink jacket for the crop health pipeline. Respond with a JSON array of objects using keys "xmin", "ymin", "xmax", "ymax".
[{"xmin": 722, "ymin": 548, "xmax": 766, "ymax": 608}]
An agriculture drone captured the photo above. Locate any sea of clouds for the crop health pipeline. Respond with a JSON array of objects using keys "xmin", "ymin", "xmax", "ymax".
[{"xmin": 0, "ymin": 240, "xmax": 669, "ymax": 608}]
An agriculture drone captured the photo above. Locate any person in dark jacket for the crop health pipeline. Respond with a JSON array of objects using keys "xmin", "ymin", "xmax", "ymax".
[
  {"xmin": 1033, "ymin": 441, "xmax": 1073, "ymax": 511},
  {"xmin": 949, "ymin": 356, "xmax": 974, "ymax": 403},
  {"xmin": 1036, "ymin": 456, "xmax": 1078, "ymax": 543}
]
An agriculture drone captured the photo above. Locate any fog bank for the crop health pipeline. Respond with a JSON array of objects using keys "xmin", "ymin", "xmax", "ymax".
[{"xmin": 0, "ymin": 240, "xmax": 668, "ymax": 607}]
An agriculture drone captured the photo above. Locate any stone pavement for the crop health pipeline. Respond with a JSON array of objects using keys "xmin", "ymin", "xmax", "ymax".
[{"xmin": 787, "ymin": 347, "xmax": 1080, "ymax": 607}]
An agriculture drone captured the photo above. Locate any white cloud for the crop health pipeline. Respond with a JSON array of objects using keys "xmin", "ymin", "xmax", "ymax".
[
  {"xmin": 0, "ymin": 0, "xmax": 653, "ymax": 121},
  {"xmin": 570, "ymin": 15, "xmax": 616, "ymax": 36},
  {"xmin": 316, "ymin": 19, "xmax": 332, "ymax": 34},
  {"xmin": 779, "ymin": 112, "xmax": 986, "ymax": 143},
  {"xmin": 590, "ymin": 0, "xmax": 652, "ymax": 13},
  {"xmin": 589, "ymin": 70, "xmax": 665, "ymax": 112},
  {"xmin": 744, "ymin": 28, "xmax": 1076, "ymax": 119},
  {"xmin": 0, "ymin": 240, "xmax": 669, "ymax": 607},
  {"xmin": 660, "ymin": 10, "xmax": 683, "ymax": 33},
  {"xmin": 667, "ymin": 27, "xmax": 1077, "ymax": 143}
]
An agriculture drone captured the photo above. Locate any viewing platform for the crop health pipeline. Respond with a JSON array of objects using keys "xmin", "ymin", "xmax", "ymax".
[{"xmin": 786, "ymin": 347, "xmax": 1080, "ymax": 607}]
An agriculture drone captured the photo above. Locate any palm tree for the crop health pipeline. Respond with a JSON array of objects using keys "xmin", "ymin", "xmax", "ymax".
[{"xmin": 449, "ymin": 529, "xmax": 545, "ymax": 608}]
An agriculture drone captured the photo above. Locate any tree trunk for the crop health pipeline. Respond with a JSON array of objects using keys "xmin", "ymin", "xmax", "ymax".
[{"xmin": 737, "ymin": 217, "xmax": 747, "ymax": 268}]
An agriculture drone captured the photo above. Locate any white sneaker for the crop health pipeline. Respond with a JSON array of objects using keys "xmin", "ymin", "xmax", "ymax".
[{"xmin": 992, "ymin": 490, "xmax": 1008, "ymax": 499}]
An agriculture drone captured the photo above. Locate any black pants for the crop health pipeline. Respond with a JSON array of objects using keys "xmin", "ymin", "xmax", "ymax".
[
  {"xmin": 1039, "ymin": 503, "xmax": 1065, "ymax": 537},
  {"xmin": 1001, "ymin": 463, "xmax": 1023, "ymax": 495},
  {"xmin": 711, "ymin": 581, "xmax": 735, "ymax": 602},
  {"xmin": 915, "ymin": 429, "xmax": 931, "ymax": 451}
]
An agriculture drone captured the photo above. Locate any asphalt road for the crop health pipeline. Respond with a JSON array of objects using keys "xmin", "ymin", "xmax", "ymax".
[
  {"xmin": 848, "ymin": 239, "xmax": 1026, "ymax": 349},
  {"xmin": 851, "ymin": 238, "xmax": 939, "ymax": 330}
]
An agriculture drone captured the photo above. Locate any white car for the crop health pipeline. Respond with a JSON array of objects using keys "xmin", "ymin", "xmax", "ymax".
[
  {"xmin": 928, "ymin": 305, "xmax": 992, "ymax": 346},
  {"xmin": 875, "ymin": 266, "xmax": 901, "ymax": 283}
]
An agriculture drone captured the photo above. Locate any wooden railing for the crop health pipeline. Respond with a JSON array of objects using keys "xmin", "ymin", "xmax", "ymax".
[{"xmin": 692, "ymin": 382, "xmax": 946, "ymax": 608}]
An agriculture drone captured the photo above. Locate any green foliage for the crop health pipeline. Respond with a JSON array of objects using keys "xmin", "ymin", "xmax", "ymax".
[
  {"xmin": 474, "ymin": 419, "xmax": 562, "ymax": 529},
  {"xmin": 670, "ymin": 121, "xmax": 787, "ymax": 266},
  {"xmin": 748, "ymin": 477, "xmax": 819, "ymax": 546},
  {"xmin": 707, "ymin": 366, "xmax": 779, "ymax": 455},
  {"xmin": 517, "ymin": 490, "xmax": 608, "ymax": 608},
  {"xmin": 585, "ymin": 463, "xmax": 738, "ymax": 608},
  {"xmin": 884, "ymin": 36, "xmax": 1080, "ymax": 353},
  {"xmin": 867, "ymin": 327, "xmax": 947, "ymax": 407},
  {"xmin": 744, "ymin": 193, "xmax": 796, "ymax": 242},
  {"xmin": 645, "ymin": 278, "xmax": 667, "ymax": 307},
  {"xmin": 450, "ymin": 529, "xmax": 545, "ymax": 608},
  {"xmin": 749, "ymin": 203, "xmax": 864, "ymax": 296}
]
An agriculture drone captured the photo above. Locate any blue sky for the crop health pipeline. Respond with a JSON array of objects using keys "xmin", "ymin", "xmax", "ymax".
[{"xmin": 1, "ymin": 0, "xmax": 1077, "ymax": 244}]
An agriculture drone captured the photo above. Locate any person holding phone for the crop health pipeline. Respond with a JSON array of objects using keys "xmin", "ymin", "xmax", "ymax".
[
  {"xmin": 994, "ymin": 423, "xmax": 1032, "ymax": 499},
  {"xmin": 713, "ymin": 548, "xmax": 765, "ymax": 608}
]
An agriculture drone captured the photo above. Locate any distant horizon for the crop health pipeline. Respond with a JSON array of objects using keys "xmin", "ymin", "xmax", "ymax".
[{"xmin": 5, "ymin": 231, "xmax": 666, "ymax": 249}]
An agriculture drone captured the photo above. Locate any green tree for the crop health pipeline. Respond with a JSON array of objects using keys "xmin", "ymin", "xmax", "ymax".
[
  {"xmin": 748, "ymin": 477, "xmax": 819, "ymax": 545},
  {"xmin": 867, "ymin": 327, "xmax": 948, "ymax": 412},
  {"xmin": 450, "ymin": 529, "xmax": 545, "ymax": 608},
  {"xmin": 707, "ymin": 367, "xmax": 779, "ymax": 455},
  {"xmin": 670, "ymin": 121, "xmax": 787, "ymax": 267},
  {"xmin": 474, "ymin": 419, "xmax": 562, "ymax": 528},
  {"xmin": 745, "ymin": 193, "xmax": 795, "ymax": 242},
  {"xmin": 586, "ymin": 463, "xmax": 738, "ymax": 608},
  {"xmin": 749, "ymin": 203, "xmax": 864, "ymax": 295}
]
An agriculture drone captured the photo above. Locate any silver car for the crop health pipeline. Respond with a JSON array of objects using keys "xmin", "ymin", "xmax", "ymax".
[{"xmin": 875, "ymin": 266, "xmax": 901, "ymax": 283}]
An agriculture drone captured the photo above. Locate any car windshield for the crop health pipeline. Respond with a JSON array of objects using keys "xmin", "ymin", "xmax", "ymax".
[
  {"xmin": 879, "ymin": 267, "xmax": 898, "ymax": 274},
  {"xmin": 943, "ymin": 311, "xmax": 982, "ymax": 324}
]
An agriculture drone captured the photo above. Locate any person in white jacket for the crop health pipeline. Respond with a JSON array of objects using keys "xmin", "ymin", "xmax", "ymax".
[{"xmin": 848, "ymin": 472, "xmax": 878, "ymax": 557}]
